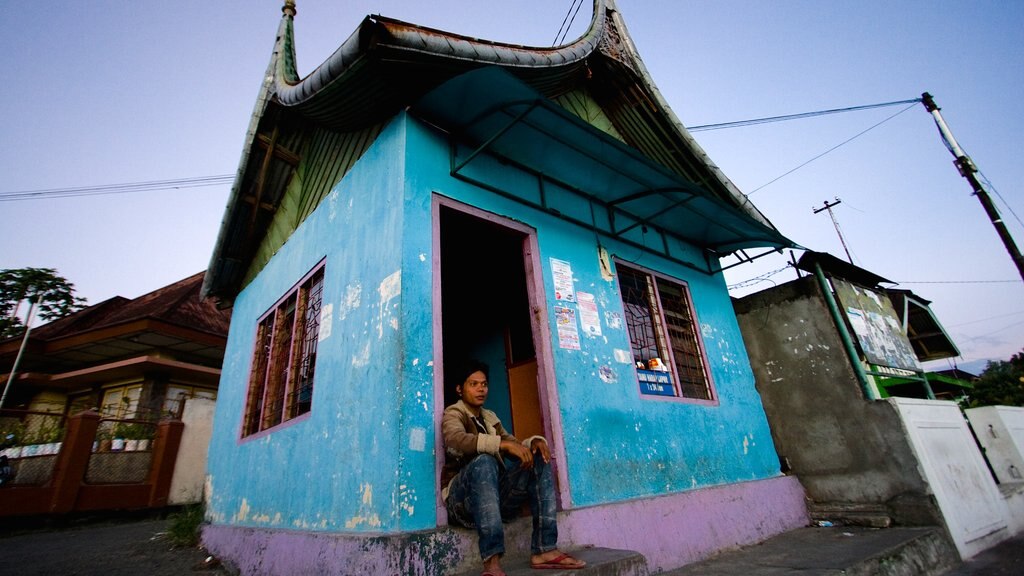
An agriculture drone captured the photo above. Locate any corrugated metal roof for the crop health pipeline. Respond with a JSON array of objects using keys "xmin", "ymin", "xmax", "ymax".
[{"xmin": 204, "ymin": 0, "xmax": 793, "ymax": 301}]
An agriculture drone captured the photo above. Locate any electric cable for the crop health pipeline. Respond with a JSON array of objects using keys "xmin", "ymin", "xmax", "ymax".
[
  {"xmin": 688, "ymin": 98, "xmax": 923, "ymax": 132},
  {"xmin": 747, "ymin": 103, "xmax": 918, "ymax": 196},
  {"xmin": 552, "ymin": 0, "xmax": 585, "ymax": 46},
  {"xmin": 0, "ymin": 175, "xmax": 234, "ymax": 202}
]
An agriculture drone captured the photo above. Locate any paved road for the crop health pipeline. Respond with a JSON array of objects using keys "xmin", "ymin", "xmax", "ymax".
[
  {"xmin": 2, "ymin": 515, "xmax": 1022, "ymax": 575},
  {"xmin": 1, "ymin": 516, "xmax": 229, "ymax": 576},
  {"xmin": 940, "ymin": 532, "xmax": 1024, "ymax": 576}
]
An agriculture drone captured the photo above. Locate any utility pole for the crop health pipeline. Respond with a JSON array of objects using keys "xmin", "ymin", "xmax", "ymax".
[
  {"xmin": 814, "ymin": 198, "xmax": 854, "ymax": 264},
  {"xmin": 922, "ymin": 92, "xmax": 1024, "ymax": 283}
]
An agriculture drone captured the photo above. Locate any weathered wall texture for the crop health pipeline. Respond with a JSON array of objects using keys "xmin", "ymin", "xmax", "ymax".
[
  {"xmin": 204, "ymin": 110, "xmax": 806, "ymax": 569},
  {"xmin": 893, "ymin": 398, "xmax": 1010, "ymax": 558},
  {"xmin": 965, "ymin": 406, "xmax": 1024, "ymax": 484},
  {"xmin": 168, "ymin": 397, "xmax": 216, "ymax": 505},
  {"xmin": 734, "ymin": 276, "xmax": 939, "ymax": 524},
  {"xmin": 203, "ymin": 475, "xmax": 806, "ymax": 575}
]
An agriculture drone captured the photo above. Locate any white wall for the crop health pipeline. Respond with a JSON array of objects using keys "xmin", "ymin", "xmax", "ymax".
[
  {"xmin": 965, "ymin": 406, "xmax": 1024, "ymax": 484},
  {"xmin": 892, "ymin": 398, "xmax": 1009, "ymax": 559},
  {"xmin": 168, "ymin": 397, "xmax": 216, "ymax": 505}
]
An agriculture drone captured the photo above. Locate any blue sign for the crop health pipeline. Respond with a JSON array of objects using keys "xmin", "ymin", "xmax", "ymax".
[{"xmin": 636, "ymin": 369, "xmax": 675, "ymax": 396}]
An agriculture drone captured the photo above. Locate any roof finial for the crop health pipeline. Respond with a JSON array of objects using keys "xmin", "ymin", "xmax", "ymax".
[{"xmin": 282, "ymin": 0, "xmax": 296, "ymax": 17}]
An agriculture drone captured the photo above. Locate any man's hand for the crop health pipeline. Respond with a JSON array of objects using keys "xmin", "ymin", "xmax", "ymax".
[
  {"xmin": 499, "ymin": 440, "xmax": 534, "ymax": 469},
  {"xmin": 530, "ymin": 438, "xmax": 551, "ymax": 463}
]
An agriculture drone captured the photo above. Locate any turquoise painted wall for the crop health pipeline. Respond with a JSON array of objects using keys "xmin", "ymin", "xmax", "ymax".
[
  {"xmin": 401, "ymin": 117, "xmax": 782, "ymax": 508},
  {"xmin": 207, "ymin": 115, "xmax": 437, "ymax": 533},
  {"xmin": 207, "ymin": 108, "xmax": 782, "ymax": 535}
]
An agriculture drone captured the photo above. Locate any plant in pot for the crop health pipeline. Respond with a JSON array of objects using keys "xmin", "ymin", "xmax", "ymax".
[{"xmin": 114, "ymin": 422, "xmax": 155, "ymax": 451}]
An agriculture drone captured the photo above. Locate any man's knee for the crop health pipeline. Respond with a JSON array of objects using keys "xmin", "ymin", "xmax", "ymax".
[{"xmin": 465, "ymin": 454, "xmax": 500, "ymax": 480}]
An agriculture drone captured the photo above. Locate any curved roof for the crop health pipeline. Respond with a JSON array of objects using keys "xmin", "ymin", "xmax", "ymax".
[{"xmin": 204, "ymin": 0, "xmax": 792, "ymax": 301}]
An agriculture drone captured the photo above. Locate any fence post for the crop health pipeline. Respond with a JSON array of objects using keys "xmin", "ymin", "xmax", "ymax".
[
  {"xmin": 147, "ymin": 419, "xmax": 184, "ymax": 508},
  {"xmin": 49, "ymin": 410, "xmax": 100, "ymax": 514}
]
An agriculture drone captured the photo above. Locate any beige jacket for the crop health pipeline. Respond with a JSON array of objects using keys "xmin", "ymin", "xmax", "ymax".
[{"xmin": 441, "ymin": 400, "xmax": 544, "ymax": 499}]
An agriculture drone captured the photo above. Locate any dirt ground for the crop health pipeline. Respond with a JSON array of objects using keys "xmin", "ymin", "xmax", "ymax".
[{"xmin": 1, "ymin": 515, "xmax": 231, "ymax": 576}]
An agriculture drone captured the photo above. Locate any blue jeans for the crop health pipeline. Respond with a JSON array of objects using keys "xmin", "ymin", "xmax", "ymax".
[{"xmin": 446, "ymin": 453, "xmax": 558, "ymax": 560}]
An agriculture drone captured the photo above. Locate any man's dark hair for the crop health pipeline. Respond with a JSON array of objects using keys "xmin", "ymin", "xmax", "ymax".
[{"xmin": 453, "ymin": 359, "xmax": 489, "ymax": 389}]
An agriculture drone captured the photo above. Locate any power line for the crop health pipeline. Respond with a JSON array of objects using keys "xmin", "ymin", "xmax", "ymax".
[
  {"xmin": 552, "ymin": 0, "xmax": 585, "ymax": 46},
  {"xmin": 0, "ymin": 175, "xmax": 234, "ymax": 202},
  {"xmin": 747, "ymin": 103, "xmax": 918, "ymax": 196},
  {"xmin": 894, "ymin": 280, "xmax": 1021, "ymax": 284},
  {"xmin": 689, "ymin": 98, "xmax": 922, "ymax": 132}
]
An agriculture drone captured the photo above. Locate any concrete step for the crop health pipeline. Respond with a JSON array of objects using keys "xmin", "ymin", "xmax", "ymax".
[
  {"xmin": 451, "ymin": 547, "xmax": 647, "ymax": 576},
  {"xmin": 660, "ymin": 526, "xmax": 958, "ymax": 576},
  {"xmin": 809, "ymin": 502, "xmax": 894, "ymax": 528}
]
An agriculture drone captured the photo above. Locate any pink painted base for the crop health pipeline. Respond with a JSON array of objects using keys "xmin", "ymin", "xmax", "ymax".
[{"xmin": 203, "ymin": 475, "xmax": 807, "ymax": 575}]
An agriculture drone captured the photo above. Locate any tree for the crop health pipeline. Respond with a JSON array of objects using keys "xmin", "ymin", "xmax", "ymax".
[
  {"xmin": 0, "ymin": 268, "xmax": 87, "ymax": 339},
  {"xmin": 966, "ymin": 349, "xmax": 1024, "ymax": 408}
]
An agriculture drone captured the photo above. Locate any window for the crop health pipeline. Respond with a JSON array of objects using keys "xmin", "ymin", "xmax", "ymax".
[
  {"xmin": 616, "ymin": 262, "xmax": 713, "ymax": 400},
  {"xmin": 242, "ymin": 262, "xmax": 325, "ymax": 437}
]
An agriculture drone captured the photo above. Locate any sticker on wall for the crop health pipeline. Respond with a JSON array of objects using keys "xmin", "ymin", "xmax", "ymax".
[
  {"xmin": 550, "ymin": 258, "xmax": 576, "ymax": 302},
  {"xmin": 555, "ymin": 306, "xmax": 581, "ymax": 350},
  {"xmin": 576, "ymin": 291, "xmax": 602, "ymax": 337},
  {"xmin": 613, "ymin": 349, "xmax": 633, "ymax": 364},
  {"xmin": 598, "ymin": 365, "xmax": 617, "ymax": 383},
  {"xmin": 319, "ymin": 303, "xmax": 333, "ymax": 341}
]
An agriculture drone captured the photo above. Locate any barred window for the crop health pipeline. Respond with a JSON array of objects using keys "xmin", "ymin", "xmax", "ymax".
[
  {"xmin": 242, "ymin": 262, "xmax": 324, "ymax": 437},
  {"xmin": 616, "ymin": 262, "xmax": 713, "ymax": 401}
]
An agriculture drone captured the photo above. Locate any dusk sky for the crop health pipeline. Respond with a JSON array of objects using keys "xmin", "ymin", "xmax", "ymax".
[{"xmin": 1, "ymin": 1, "xmax": 1021, "ymax": 374}]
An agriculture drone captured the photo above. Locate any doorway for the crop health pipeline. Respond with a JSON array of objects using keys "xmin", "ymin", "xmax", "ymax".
[{"xmin": 437, "ymin": 202, "xmax": 545, "ymax": 440}]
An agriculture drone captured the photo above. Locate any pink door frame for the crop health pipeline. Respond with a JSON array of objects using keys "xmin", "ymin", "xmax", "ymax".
[{"xmin": 431, "ymin": 194, "xmax": 571, "ymax": 523}]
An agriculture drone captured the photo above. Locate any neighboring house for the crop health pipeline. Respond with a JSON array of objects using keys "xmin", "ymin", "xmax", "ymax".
[
  {"xmin": 734, "ymin": 251, "xmax": 1012, "ymax": 558},
  {"xmin": 200, "ymin": 1, "xmax": 808, "ymax": 573},
  {"xmin": 0, "ymin": 271, "xmax": 228, "ymax": 423}
]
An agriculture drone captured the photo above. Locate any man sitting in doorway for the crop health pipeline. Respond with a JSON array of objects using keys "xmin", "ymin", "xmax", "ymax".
[{"xmin": 441, "ymin": 359, "xmax": 586, "ymax": 575}]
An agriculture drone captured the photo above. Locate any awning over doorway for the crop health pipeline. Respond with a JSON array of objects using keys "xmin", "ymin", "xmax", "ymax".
[{"xmin": 410, "ymin": 68, "xmax": 796, "ymax": 271}]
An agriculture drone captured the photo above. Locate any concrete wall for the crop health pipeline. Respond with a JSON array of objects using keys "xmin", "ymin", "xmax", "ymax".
[
  {"xmin": 892, "ymin": 398, "xmax": 1010, "ymax": 558},
  {"xmin": 206, "ymin": 115, "xmax": 432, "ymax": 534},
  {"xmin": 965, "ymin": 406, "xmax": 1024, "ymax": 484},
  {"xmin": 734, "ymin": 276, "xmax": 939, "ymax": 525},
  {"xmin": 168, "ymin": 397, "xmax": 216, "ymax": 505},
  {"xmin": 405, "ymin": 116, "xmax": 787, "ymax": 508},
  {"xmin": 204, "ymin": 110, "xmax": 807, "ymax": 569},
  {"xmin": 203, "ymin": 475, "xmax": 806, "ymax": 575}
]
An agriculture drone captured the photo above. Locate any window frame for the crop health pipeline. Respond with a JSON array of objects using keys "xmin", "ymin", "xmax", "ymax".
[
  {"xmin": 614, "ymin": 260, "xmax": 716, "ymax": 404},
  {"xmin": 240, "ymin": 260, "xmax": 325, "ymax": 439}
]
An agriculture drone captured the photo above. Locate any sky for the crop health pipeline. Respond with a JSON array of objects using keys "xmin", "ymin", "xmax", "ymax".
[{"xmin": 1, "ymin": 1, "xmax": 1021, "ymax": 374}]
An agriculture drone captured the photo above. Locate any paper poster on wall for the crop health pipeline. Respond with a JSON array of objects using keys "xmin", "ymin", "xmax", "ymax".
[
  {"xmin": 576, "ymin": 291, "xmax": 602, "ymax": 337},
  {"xmin": 550, "ymin": 258, "xmax": 576, "ymax": 302},
  {"xmin": 555, "ymin": 306, "xmax": 581, "ymax": 350},
  {"xmin": 834, "ymin": 278, "xmax": 920, "ymax": 371}
]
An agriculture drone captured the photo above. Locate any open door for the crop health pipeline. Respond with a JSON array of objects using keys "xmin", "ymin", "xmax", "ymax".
[{"xmin": 437, "ymin": 202, "xmax": 544, "ymax": 439}]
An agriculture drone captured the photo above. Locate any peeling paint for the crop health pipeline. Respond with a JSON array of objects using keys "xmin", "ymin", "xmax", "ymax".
[
  {"xmin": 345, "ymin": 483, "xmax": 383, "ymax": 529},
  {"xmin": 319, "ymin": 303, "xmax": 333, "ymax": 340},
  {"xmin": 340, "ymin": 282, "xmax": 362, "ymax": 320},
  {"xmin": 612, "ymin": 348, "xmax": 632, "ymax": 364},
  {"xmin": 377, "ymin": 270, "xmax": 402, "ymax": 338},
  {"xmin": 409, "ymin": 427, "xmax": 426, "ymax": 452},
  {"xmin": 352, "ymin": 341, "xmax": 371, "ymax": 367},
  {"xmin": 234, "ymin": 498, "xmax": 251, "ymax": 523}
]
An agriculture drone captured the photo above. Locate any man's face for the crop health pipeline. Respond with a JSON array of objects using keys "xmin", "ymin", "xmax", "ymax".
[{"xmin": 458, "ymin": 370, "xmax": 489, "ymax": 409}]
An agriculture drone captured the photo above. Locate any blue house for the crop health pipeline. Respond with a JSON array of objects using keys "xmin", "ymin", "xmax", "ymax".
[{"xmin": 201, "ymin": 1, "xmax": 807, "ymax": 573}]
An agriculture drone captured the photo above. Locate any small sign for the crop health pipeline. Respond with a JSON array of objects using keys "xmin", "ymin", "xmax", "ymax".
[{"xmin": 637, "ymin": 369, "xmax": 675, "ymax": 396}]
